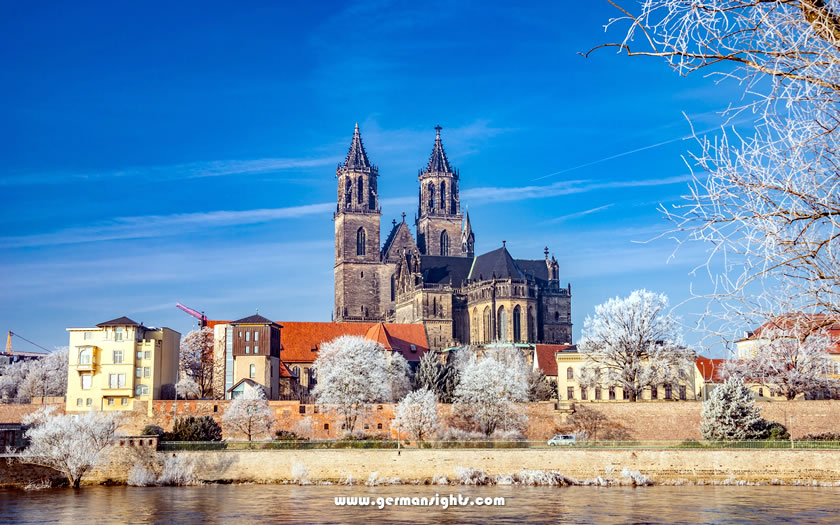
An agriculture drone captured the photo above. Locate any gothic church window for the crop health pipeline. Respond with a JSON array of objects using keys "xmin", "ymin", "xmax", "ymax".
[
  {"xmin": 428, "ymin": 183, "xmax": 435, "ymax": 211},
  {"xmin": 440, "ymin": 230, "xmax": 449, "ymax": 256},
  {"xmin": 390, "ymin": 274, "xmax": 396, "ymax": 301},
  {"xmin": 513, "ymin": 305, "xmax": 522, "ymax": 342},
  {"xmin": 357, "ymin": 176, "xmax": 363, "ymax": 204},
  {"xmin": 345, "ymin": 178, "xmax": 352, "ymax": 205},
  {"xmin": 440, "ymin": 181, "xmax": 446, "ymax": 211},
  {"xmin": 356, "ymin": 228, "xmax": 366, "ymax": 256},
  {"xmin": 498, "ymin": 306, "xmax": 507, "ymax": 341},
  {"xmin": 483, "ymin": 307, "xmax": 491, "ymax": 343}
]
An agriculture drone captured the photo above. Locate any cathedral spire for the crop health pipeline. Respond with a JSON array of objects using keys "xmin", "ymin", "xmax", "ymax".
[
  {"xmin": 343, "ymin": 123, "xmax": 371, "ymax": 170},
  {"xmin": 425, "ymin": 125, "xmax": 453, "ymax": 174},
  {"xmin": 461, "ymin": 211, "xmax": 475, "ymax": 257}
]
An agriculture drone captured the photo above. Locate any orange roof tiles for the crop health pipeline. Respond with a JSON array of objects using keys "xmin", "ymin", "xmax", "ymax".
[
  {"xmin": 695, "ymin": 356, "xmax": 728, "ymax": 382},
  {"xmin": 207, "ymin": 320, "xmax": 429, "ymax": 363},
  {"xmin": 534, "ymin": 344, "xmax": 574, "ymax": 377},
  {"xmin": 746, "ymin": 314, "xmax": 840, "ymax": 354}
]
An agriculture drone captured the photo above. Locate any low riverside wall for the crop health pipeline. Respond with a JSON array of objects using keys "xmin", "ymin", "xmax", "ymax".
[
  {"xmin": 2, "ymin": 400, "xmax": 839, "ymax": 440},
  {"xmin": 80, "ymin": 448, "xmax": 840, "ymax": 484}
]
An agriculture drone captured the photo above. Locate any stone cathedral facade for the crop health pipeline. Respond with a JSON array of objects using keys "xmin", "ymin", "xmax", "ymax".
[{"xmin": 334, "ymin": 124, "xmax": 572, "ymax": 350}]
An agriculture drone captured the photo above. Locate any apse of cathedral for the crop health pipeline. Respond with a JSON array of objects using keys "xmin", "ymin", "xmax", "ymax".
[{"xmin": 333, "ymin": 124, "xmax": 572, "ymax": 350}]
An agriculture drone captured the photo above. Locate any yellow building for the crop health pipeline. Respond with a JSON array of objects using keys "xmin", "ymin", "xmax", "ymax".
[
  {"xmin": 66, "ymin": 316, "xmax": 180, "ymax": 414},
  {"xmin": 554, "ymin": 346, "xmax": 703, "ymax": 402}
]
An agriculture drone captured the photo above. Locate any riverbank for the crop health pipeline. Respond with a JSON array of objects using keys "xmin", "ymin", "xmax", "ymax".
[{"xmin": 5, "ymin": 448, "xmax": 840, "ymax": 487}]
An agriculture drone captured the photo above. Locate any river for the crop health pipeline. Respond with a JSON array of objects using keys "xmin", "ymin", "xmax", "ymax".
[{"xmin": 1, "ymin": 485, "xmax": 838, "ymax": 523}]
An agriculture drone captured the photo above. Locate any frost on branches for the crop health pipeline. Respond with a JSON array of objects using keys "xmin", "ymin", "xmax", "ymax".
[
  {"xmin": 19, "ymin": 407, "xmax": 117, "ymax": 487},
  {"xmin": 453, "ymin": 346, "xmax": 529, "ymax": 436},
  {"xmin": 0, "ymin": 348, "xmax": 68, "ymax": 402},
  {"xmin": 416, "ymin": 349, "xmax": 461, "ymax": 403},
  {"xmin": 387, "ymin": 352, "xmax": 412, "ymax": 402},
  {"xmin": 391, "ymin": 387, "xmax": 439, "ymax": 441},
  {"xmin": 179, "ymin": 327, "xmax": 215, "ymax": 399},
  {"xmin": 701, "ymin": 376, "xmax": 766, "ymax": 440},
  {"xmin": 578, "ymin": 290, "xmax": 693, "ymax": 401},
  {"xmin": 729, "ymin": 318, "xmax": 840, "ymax": 399},
  {"xmin": 222, "ymin": 387, "xmax": 275, "ymax": 441},
  {"xmin": 175, "ymin": 377, "xmax": 200, "ymax": 400},
  {"xmin": 595, "ymin": 1, "xmax": 840, "ymax": 338},
  {"xmin": 311, "ymin": 335, "xmax": 393, "ymax": 433}
]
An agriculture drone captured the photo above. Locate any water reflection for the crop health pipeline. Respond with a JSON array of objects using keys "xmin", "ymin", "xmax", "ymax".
[{"xmin": 1, "ymin": 485, "xmax": 838, "ymax": 524}]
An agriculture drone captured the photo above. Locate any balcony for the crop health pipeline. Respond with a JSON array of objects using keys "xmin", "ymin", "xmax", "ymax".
[{"xmin": 75, "ymin": 362, "xmax": 96, "ymax": 373}]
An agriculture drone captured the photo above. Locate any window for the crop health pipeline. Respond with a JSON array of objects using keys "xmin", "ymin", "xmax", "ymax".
[
  {"xmin": 113, "ymin": 350, "xmax": 123, "ymax": 364},
  {"xmin": 651, "ymin": 386, "xmax": 658, "ymax": 400},
  {"xmin": 299, "ymin": 405, "xmax": 306, "ymax": 414},
  {"xmin": 623, "ymin": 389, "xmax": 630, "ymax": 400},
  {"xmin": 357, "ymin": 176, "xmax": 363, "ymax": 204},
  {"xmin": 377, "ymin": 423, "xmax": 382, "ymax": 430},
  {"xmin": 250, "ymin": 364, "xmax": 256, "ymax": 378},
  {"xmin": 440, "ymin": 181, "xmax": 446, "ymax": 210},
  {"xmin": 428, "ymin": 183, "xmax": 435, "ymax": 211},
  {"xmin": 595, "ymin": 387, "xmax": 602, "ymax": 400},
  {"xmin": 246, "ymin": 332, "xmax": 250, "ymax": 342},
  {"xmin": 440, "ymin": 230, "xmax": 449, "ymax": 256},
  {"xmin": 136, "ymin": 351, "xmax": 142, "ymax": 359},
  {"xmin": 498, "ymin": 306, "xmax": 507, "ymax": 341},
  {"xmin": 609, "ymin": 388, "xmax": 616, "ymax": 400},
  {"xmin": 345, "ymin": 177, "xmax": 352, "ymax": 204},
  {"xmin": 136, "ymin": 367, "xmax": 141, "ymax": 378},
  {"xmin": 513, "ymin": 305, "xmax": 522, "ymax": 342},
  {"xmin": 254, "ymin": 345, "xmax": 259, "ymax": 354},
  {"xmin": 246, "ymin": 346, "xmax": 250, "ymax": 354},
  {"xmin": 567, "ymin": 387, "xmax": 574, "ymax": 400},
  {"xmin": 79, "ymin": 348, "xmax": 92, "ymax": 365},
  {"xmin": 554, "ymin": 311, "xmax": 560, "ymax": 322},
  {"xmin": 581, "ymin": 387, "xmax": 588, "ymax": 401},
  {"xmin": 135, "ymin": 385, "xmax": 149, "ymax": 396},
  {"xmin": 86, "ymin": 398, "xmax": 92, "ymax": 406},
  {"xmin": 83, "ymin": 331, "xmax": 93, "ymax": 340},
  {"xmin": 758, "ymin": 388, "xmax": 764, "ymax": 397},
  {"xmin": 144, "ymin": 351, "xmax": 151, "ymax": 359},
  {"xmin": 81, "ymin": 374, "xmax": 92, "ymax": 390},
  {"xmin": 410, "ymin": 344, "xmax": 416, "ymax": 352},
  {"xmin": 254, "ymin": 331, "xmax": 259, "ymax": 342},
  {"xmin": 567, "ymin": 367, "xmax": 574, "ymax": 380},
  {"xmin": 356, "ymin": 228, "xmax": 366, "ymax": 256},
  {"xmin": 679, "ymin": 385, "xmax": 687, "ymax": 400},
  {"xmin": 293, "ymin": 366, "xmax": 300, "ymax": 377},
  {"xmin": 108, "ymin": 398, "xmax": 114, "ymax": 406},
  {"xmin": 76, "ymin": 398, "xmax": 83, "ymax": 407},
  {"xmin": 143, "ymin": 367, "xmax": 150, "ymax": 378},
  {"xmin": 109, "ymin": 374, "xmax": 126, "ymax": 389},
  {"xmin": 324, "ymin": 423, "xmax": 329, "ymax": 430},
  {"xmin": 239, "ymin": 331, "xmax": 243, "ymax": 338},
  {"xmin": 121, "ymin": 398, "xmax": 128, "ymax": 406},
  {"xmin": 665, "ymin": 385, "xmax": 672, "ymax": 400},
  {"xmin": 115, "ymin": 327, "xmax": 124, "ymax": 341}
]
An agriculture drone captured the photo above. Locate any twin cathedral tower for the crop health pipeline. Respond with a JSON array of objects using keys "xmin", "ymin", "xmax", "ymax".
[{"xmin": 333, "ymin": 124, "xmax": 572, "ymax": 350}]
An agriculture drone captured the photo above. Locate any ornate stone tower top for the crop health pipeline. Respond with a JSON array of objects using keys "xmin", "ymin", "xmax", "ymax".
[
  {"xmin": 337, "ymin": 123, "xmax": 379, "ymax": 214},
  {"xmin": 462, "ymin": 211, "xmax": 475, "ymax": 257},
  {"xmin": 418, "ymin": 126, "xmax": 460, "ymax": 219}
]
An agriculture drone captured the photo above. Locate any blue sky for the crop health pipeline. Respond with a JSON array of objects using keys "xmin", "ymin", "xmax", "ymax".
[{"xmin": 0, "ymin": 1, "xmax": 745, "ymax": 353}]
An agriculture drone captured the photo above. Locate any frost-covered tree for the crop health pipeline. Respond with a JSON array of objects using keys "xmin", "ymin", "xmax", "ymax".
[
  {"xmin": 701, "ymin": 376, "xmax": 767, "ymax": 440},
  {"xmin": 527, "ymin": 369, "xmax": 557, "ymax": 402},
  {"xmin": 179, "ymin": 327, "xmax": 214, "ymax": 399},
  {"xmin": 593, "ymin": 1, "xmax": 840, "ymax": 338},
  {"xmin": 222, "ymin": 387, "xmax": 275, "ymax": 441},
  {"xmin": 729, "ymin": 321, "xmax": 839, "ymax": 399},
  {"xmin": 1, "ymin": 349, "xmax": 68, "ymax": 402},
  {"xmin": 175, "ymin": 377, "xmax": 200, "ymax": 400},
  {"xmin": 311, "ymin": 335, "xmax": 391, "ymax": 433},
  {"xmin": 579, "ymin": 290, "xmax": 693, "ymax": 401},
  {"xmin": 387, "ymin": 352, "xmax": 412, "ymax": 402},
  {"xmin": 453, "ymin": 346, "xmax": 529, "ymax": 436},
  {"xmin": 19, "ymin": 407, "xmax": 117, "ymax": 487},
  {"xmin": 391, "ymin": 387, "xmax": 439, "ymax": 441},
  {"xmin": 417, "ymin": 351, "xmax": 445, "ymax": 391}
]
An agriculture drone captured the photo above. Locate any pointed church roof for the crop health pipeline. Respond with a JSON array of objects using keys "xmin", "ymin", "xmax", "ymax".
[
  {"xmin": 381, "ymin": 215, "xmax": 417, "ymax": 260},
  {"xmin": 343, "ymin": 123, "xmax": 372, "ymax": 170},
  {"xmin": 425, "ymin": 126, "xmax": 453, "ymax": 174},
  {"xmin": 232, "ymin": 313, "xmax": 280, "ymax": 326},
  {"xmin": 462, "ymin": 211, "xmax": 473, "ymax": 238},
  {"xmin": 469, "ymin": 244, "xmax": 524, "ymax": 280},
  {"xmin": 365, "ymin": 323, "xmax": 394, "ymax": 350}
]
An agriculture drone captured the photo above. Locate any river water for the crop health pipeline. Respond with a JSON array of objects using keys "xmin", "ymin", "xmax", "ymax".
[{"xmin": 1, "ymin": 485, "xmax": 838, "ymax": 523}]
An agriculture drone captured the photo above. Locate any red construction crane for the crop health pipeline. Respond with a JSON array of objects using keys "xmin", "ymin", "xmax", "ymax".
[{"xmin": 176, "ymin": 303, "xmax": 208, "ymax": 328}]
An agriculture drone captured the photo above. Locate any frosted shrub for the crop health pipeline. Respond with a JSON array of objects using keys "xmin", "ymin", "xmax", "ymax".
[
  {"xmin": 489, "ymin": 428, "xmax": 525, "ymax": 441},
  {"xmin": 391, "ymin": 388, "xmax": 439, "ymax": 441},
  {"xmin": 127, "ymin": 463, "xmax": 158, "ymax": 487},
  {"xmin": 291, "ymin": 462, "xmax": 310, "ymax": 485},
  {"xmin": 437, "ymin": 427, "xmax": 485, "ymax": 441},
  {"xmin": 222, "ymin": 387, "xmax": 275, "ymax": 441},
  {"xmin": 620, "ymin": 467, "xmax": 652, "ymax": 486},
  {"xmin": 701, "ymin": 376, "xmax": 767, "ymax": 440},
  {"xmin": 454, "ymin": 467, "xmax": 491, "ymax": 485},
  {"xmin": 512, "ymin": 470, "xmax": 575, "ymax": 486},
  {"xmin": 158, "ymin": 454, "xmax": 198, "ymax": 486}
]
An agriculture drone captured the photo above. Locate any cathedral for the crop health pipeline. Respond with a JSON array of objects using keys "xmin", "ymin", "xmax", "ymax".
[{"xmin": 333, "ymin": 124, "xmax": 572, "ymax": 350}]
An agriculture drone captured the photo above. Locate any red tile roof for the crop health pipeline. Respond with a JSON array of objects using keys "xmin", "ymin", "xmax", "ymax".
[
  {"xmin": 695, "ymin": 356, "xmax": 728, "ymax": 382},
  {"xmin": 534, "ymin": 344, "xmax": 574, "ymax": 377},
  {"xmin": 746, "ymin": 314, "xmax": 840, "ymax": 354},
  {"xmin": 207, "ymin": 320, "xmax": 429, "ymax": 363}
]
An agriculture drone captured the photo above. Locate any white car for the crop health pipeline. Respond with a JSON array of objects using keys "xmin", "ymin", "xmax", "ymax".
[{"xmin": 548, "ymin": 434, "xmax": 577, "ymax": 446}]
